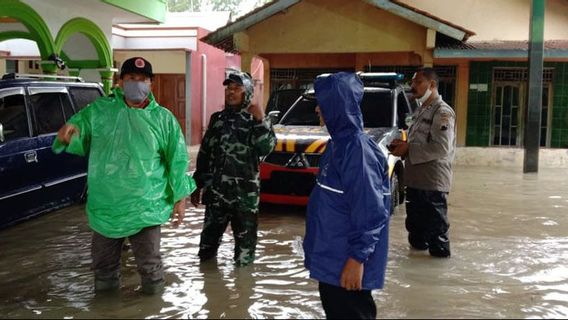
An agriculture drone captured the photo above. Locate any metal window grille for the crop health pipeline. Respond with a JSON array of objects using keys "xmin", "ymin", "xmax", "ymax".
[{"xmin": 493, "ymin": 67, "xmax": 554, "ymax": 82}]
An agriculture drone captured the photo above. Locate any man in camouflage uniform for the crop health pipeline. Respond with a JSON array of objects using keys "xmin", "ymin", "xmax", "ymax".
[
  {"xmin": 390, "ymin": 67, "xmax": 456, "ymax": 258},
  {"xmin": 191, "ymin": 71, "xmax": 276, "ymax": 266}
]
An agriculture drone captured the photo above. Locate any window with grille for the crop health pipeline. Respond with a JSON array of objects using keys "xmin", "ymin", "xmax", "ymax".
[
  {"xmin": 270, "ymin": 68, "xmax": 354, "ymax": 92},
  {"xmin": 493, "ymin": 67, "xmax": 554, "ymax": 82},
  {"xmin": 491, "ymin": 67, "xmax": 554, "ymax": 147}
]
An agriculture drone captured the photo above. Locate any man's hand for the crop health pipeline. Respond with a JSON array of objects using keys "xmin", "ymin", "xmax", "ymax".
[
  {"xmin": 389, "ymin": 139, "xmax": 409, "ymax": 157},
  {"xmin": 247, "ymin": 104, "xmax": 265, "ymax": 121},
  {"xmin": 57, "ymin": 124, "xmax": 79, "ymax": 145},
  {"xmin": 190, "ymin": 188, "xmax": 202, "ymax": 207},
  {"xmin": 340, "ymin": 257, "xmax": 364, "ymax": 291},
  {"xmin": 171, "ymin": 198, "xmax": 186, "ymax": 228}
]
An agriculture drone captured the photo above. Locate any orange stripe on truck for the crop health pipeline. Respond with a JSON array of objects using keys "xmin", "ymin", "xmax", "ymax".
[
  {"xmin": 285, "ymin": 139, "xmax": 295, "ymax": 152},
  {"xmin": 305, "ymin": 139, "xmax": 326, "ymax": 153}
]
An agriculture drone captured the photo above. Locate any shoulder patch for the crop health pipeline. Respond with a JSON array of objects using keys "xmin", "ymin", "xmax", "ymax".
[{"xmin": 439, "ymin": 111, "xmax": 452, "ymax": 131}]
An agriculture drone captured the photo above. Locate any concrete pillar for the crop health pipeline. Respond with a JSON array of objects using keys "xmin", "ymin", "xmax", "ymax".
[
  {"xmin": 99, "ymin": 69, "xmax": 115, "ymax": 95},
  {"xmin": 40, "ymin": 61, "xmax": 58, "ymax": 75},
  {"xmin": 524, "ymin": 0, "xmax": 545, "ymax": 173},
  {"xmin": 240, "ymin": 52, "xmax": 254, "ymax": 74},
  {"xmin": 259, "ymin": 56, "xmax": 271, "ymax": 108}
]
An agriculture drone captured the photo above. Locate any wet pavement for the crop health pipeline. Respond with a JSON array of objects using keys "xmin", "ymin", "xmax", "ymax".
[{"xmin": 1, "ymin": 165, "xmax": 568, "ymax": 318}]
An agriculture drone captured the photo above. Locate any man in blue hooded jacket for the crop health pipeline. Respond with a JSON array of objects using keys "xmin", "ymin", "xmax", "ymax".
[{"xmin": 303, "ymin": 72, "xmax": 391, "ymax": 319}]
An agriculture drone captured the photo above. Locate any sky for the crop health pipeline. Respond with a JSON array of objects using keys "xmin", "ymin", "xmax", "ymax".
[{"xmin": 236, "ymin": 0, "xmax": 266, "ymax": 18}]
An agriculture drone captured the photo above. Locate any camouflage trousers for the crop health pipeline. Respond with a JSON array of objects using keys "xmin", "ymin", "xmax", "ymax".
[{"xmin": 198, "ymin": 204, "xmax": 258, "ymax": 266}]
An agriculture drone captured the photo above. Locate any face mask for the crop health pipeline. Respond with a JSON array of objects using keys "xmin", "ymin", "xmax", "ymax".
[
  {"xmin": 416, "ymin": 88, "xmax": 432, "ymax": 105},
  {"xmin": 123, "ymin": 80, "xmax": 150, "ymax": 103}
]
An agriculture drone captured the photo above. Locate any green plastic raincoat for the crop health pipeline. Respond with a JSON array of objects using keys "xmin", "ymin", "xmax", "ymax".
[{"xmin": 53, "ymin": 88, "xmax": 196, "ymax": 238}]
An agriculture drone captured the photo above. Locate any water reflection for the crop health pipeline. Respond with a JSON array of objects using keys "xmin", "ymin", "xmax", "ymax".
[{"xmin": 1, "ymin": 166, "xmax": 568, "ymax": 318}]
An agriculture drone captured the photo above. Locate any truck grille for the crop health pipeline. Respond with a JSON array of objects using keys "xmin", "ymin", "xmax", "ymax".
[
  {"xmin": 261, "ymin": 171, "xmax": 317, "ymax": 196},
  {"xmin": 264, "ymin": 152, "xmax": 321, "ymax": 168}
]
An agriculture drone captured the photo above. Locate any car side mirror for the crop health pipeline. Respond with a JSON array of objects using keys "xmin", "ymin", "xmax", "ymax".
[
  {"xmin": 0, "ymin": 123, "xmax": 4, "ymax": 143},
  {"xmin": 268, "ymin": 110, "xmax": 281, "ymax": 124}
]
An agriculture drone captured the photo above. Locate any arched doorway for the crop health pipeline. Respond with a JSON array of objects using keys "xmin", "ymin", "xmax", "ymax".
[{"xmin": 0, "ymin": 0, "xmax": 115, "ymax": 94}]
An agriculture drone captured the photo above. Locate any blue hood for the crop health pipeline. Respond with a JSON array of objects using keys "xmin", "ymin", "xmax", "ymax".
[
  {"xmin": 314, "ymin": 72, "xmax": 364, "ymax": 139},
  {"xmin": 304, "ymin": 73, "xmax": 391, "ymax": 290}
]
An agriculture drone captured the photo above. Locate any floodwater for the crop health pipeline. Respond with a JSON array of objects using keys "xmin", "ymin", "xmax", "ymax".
[{"xmin": 1, "ymin": 166, "xmax": 568, "ymax": 319}]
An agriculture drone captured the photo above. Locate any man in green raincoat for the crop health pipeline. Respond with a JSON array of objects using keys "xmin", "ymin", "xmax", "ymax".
[{"xmin": 53, "ymin": 57, "xmax": 195, "ymax": 295}]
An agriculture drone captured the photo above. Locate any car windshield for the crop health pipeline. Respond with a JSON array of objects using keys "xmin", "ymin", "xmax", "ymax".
[
  {"xmin": 280, "ymin": 89, "xmax": 393, "ymax": 128},
  {"xmin": 280, "ymin": 98, "xmax": 319, "ymax": 126},
  {"xmin": 266, "ymin": 89, "xmax": 304, "ymax": 114}
]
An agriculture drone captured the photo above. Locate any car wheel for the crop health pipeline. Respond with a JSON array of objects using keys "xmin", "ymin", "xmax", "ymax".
[{"xmin": 390, "ymin": 171, "xmax": 400, "ymax": 214}]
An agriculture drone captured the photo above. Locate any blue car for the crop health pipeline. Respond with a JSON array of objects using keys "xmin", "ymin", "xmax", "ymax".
[{"xmin": 0, "ymin": 73, "xmax": 103, "ymax": 229}]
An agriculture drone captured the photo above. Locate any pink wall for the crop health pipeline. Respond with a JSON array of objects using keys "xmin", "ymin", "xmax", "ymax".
[{"xmin": 188, "ymin": 28, "xmax": 241, "ymax": 145}]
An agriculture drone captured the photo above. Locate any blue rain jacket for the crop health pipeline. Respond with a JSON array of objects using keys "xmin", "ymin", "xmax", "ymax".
[{"xmin": 303, "ymin": 72, "xmax": 391, "ymax": 290}]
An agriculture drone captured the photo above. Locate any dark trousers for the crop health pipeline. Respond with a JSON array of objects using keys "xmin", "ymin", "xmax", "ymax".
[
  {"xmin": 405, "ymin": 187, "xmax": 451, "ymax": 257},
  {"xmin": 198, "ymin": 204, "xmax": 258, "ymax": 266},
  {"xmin": 318, "ymin": 282, "xmax": 376, "ymax": 319},
  {"xmin": 91, "ymin": 225, "xmax": 163, "ymax": 286}
]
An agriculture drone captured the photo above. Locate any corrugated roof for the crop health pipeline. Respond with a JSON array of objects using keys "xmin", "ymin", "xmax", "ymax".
[
  {"xmin": 437, "ymin": 40, "xmax": 568, "ymax": 51},
  {"xmin": 434, "ymin": 40, "xmax": 568, "ymax": 59},
  {"xmin": 202, "ymin": 0, "xmax": 476, "ymax": 53}
]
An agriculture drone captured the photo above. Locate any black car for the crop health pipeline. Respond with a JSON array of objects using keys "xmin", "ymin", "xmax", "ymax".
[
  {"xmin": 0, "ymin": 73, "xmax": 104, "ymax": 229},
  {"xmin": 260, "ymin": 73, "xmax": 414, "ymax": 211},
  {"xmin": 265, "ymin": 88, "xmax": 305, "ymax": 123}
]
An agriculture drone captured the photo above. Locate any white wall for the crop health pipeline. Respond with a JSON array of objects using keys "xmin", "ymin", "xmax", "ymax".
[
  {"xmin": 117, "ymin": 37, "xmax": 197, "ymax": 51},
  {"xmin": 114, "ymin": 51, "xmax": 187, "ymax": 74},
  {"xmin": 62, "ymin": 33, "xmax": 99, "ymax": 60}
]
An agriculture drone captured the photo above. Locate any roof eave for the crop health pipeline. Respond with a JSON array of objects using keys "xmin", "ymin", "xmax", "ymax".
[
  {"xmin": 203, "ymin": 0, "xmax": 301, "ymax": 46},
  {"xmin": 362, "ymin": 0, "xmax": 472, "ymax": 41}
]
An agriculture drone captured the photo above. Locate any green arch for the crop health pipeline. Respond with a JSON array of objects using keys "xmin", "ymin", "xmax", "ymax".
[
  {"xmin": 0, "ymin": 0, "xmax": 55, "ymax": 59},
  {"xmin": 55, "ymin": 18, "xmax": 113, "ymax": 69},
  {"xmin": 0, "ymin": 31, "xmax": 34, "ymax": 43}
]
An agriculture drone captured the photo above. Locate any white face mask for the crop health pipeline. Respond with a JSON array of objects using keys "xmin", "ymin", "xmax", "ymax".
[
  {"xmin": 416, "ymin": 88, "xmax": 432, "ymax": 104},
  {"xmin": 123, "ymin": 80, "xmax": 150, "ymax": 103}
]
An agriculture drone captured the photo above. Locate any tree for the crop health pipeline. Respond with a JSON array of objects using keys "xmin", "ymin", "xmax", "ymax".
[
  {"xmin": 167, "ymin": 0, "xmax": 271, "ymax": 18},
  {"xmin": 209, "ymin": 0, "xmax": 241, "ymax": 12}
]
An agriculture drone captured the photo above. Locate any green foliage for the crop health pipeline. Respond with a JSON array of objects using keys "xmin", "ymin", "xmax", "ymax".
[
  {"xmin": 167, "ymin": 0, "xmax": 271, "ymax": 16},
  {"xmin": 210, "ymin": 0, "xmax": 241, "ymax": 12}
]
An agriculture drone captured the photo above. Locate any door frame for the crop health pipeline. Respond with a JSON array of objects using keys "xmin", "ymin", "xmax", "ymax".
[{"xmin": 490, "ymin": 81, "xmax": 525, "ymax": 147}]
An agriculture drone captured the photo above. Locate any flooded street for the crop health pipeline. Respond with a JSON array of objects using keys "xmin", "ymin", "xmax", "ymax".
[{"xmin": 1, "ymin": 165, "xmax": 568, "ymax": 319}]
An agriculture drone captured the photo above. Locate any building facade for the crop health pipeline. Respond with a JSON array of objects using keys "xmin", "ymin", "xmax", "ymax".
[{"xmin": 203, "ymin": 0, "xmax": 568, "ymax": 148}]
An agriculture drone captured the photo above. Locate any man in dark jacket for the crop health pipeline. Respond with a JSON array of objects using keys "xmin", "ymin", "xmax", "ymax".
[
  {"xmin": 303, "ymin": 72, "xmax": 391, "ymax": 319},
  {"xmin": 191, "ymin": 71, "xmax": 276, "ymax": 266}
]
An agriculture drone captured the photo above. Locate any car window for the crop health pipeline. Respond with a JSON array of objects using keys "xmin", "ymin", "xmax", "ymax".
[
  {"xmin": 267, "ymin": 90, "xmax": 304, "ymax": 113},
  {"xmin": 281, "ymin": 90, "xmax": 394, "ymax": 128},
  {"xmin": 30, "ymin": 92, "xmax": 73, "ymax": 135},
  {"xmin": 396, "ymin": 90, "xmax": 412, "ymax": 129},
  {"xmin": 0, "ymin": 92, "xmax": 28, "ymax": 142},
  {"xmin": 360, "ymin": 91, "xmax": 393, "ymax": 128},
  {"xmin": 69, "ymin": 87, "xmax": 102, "ymax": 111},
  {"xmin": 280, "ymin": 98, "xmax": 319, "ymax": 126}
]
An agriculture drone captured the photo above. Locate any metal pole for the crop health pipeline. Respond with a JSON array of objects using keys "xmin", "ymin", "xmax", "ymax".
[{"xmin": 523, "ymin": 0, "xmax": 545, "ymax": 173}]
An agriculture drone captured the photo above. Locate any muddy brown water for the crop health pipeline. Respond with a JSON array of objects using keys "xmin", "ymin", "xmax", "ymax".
[{"xmin": 1, "ymin": 166, "xmax": 567, "ymax": 318}]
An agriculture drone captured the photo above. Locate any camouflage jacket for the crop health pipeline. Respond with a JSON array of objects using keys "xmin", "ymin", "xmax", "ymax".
[{"xmin": 194, "ymin": 108, "xmax": 276, "ymax": 212}]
